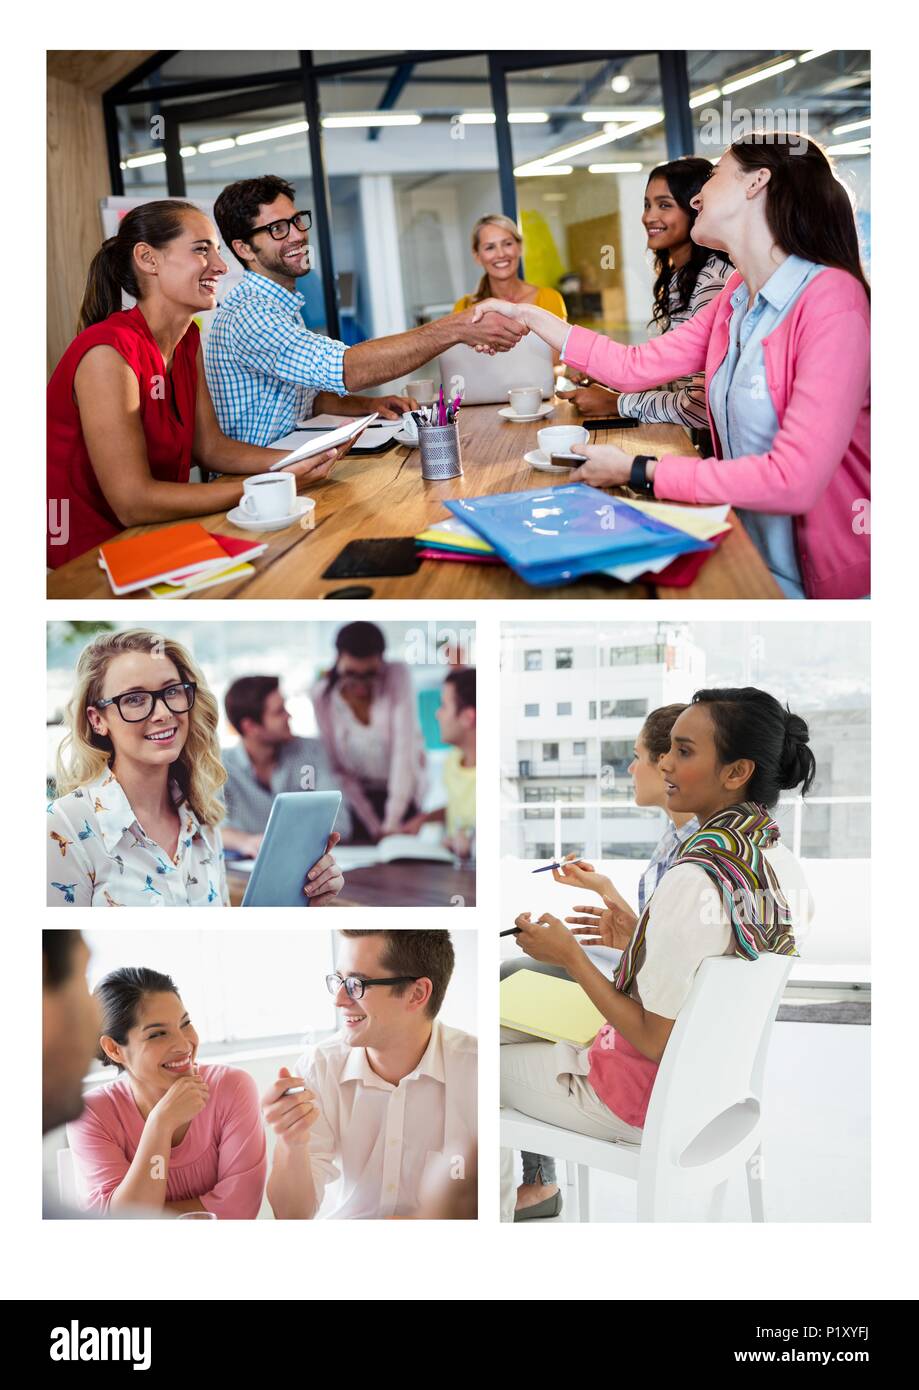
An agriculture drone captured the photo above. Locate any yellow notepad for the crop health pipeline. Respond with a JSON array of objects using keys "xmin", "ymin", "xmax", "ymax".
[{"xmin": 500, "ymin": 969, "xmax": 606, "ymax": 1046}]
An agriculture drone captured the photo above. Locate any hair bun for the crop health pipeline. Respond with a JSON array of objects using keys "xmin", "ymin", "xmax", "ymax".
[{"xmin": 780, "ymin": 710, "xmax": 816, "ymax": 794}]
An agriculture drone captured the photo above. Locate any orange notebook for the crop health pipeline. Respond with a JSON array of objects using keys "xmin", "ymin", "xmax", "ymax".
[{"xmin": 98, "ymin": 523, "xmax": 232, "ymax": 595}]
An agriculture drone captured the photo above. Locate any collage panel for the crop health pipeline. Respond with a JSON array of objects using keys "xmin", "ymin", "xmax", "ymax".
[
  {"xmin": 43, "ymin": 927, "xmax": 477, "ymax": 1220},
  {"xmin": 498, "ymin": 619, "xmax": 869, "ymax": 1223},
  {"xmin": 46, "ymin": 618, "xmax": 476, "ymax": 910}
]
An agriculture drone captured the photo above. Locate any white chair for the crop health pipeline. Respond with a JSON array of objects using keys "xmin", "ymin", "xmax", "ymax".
[
  {"xmin": 501, "ymin": 953, "xmax": 793, "ymax": 1222},
  {"xmin": 56, "ymin": 1147, "xmax": 78, "ymax": 1206}
]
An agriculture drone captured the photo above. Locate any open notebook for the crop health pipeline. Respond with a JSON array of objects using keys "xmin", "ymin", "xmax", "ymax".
[{"xmin": 500, "ymin": 969, "xmax": 606, "ymax": 1046}]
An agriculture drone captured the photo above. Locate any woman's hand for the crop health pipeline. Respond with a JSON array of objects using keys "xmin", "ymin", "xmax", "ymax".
[
  {"xmin": 304, "ymin": 831, "xmax": 344, "ymax": 904},
  {"xmin": 572, "ymin": 385, "xmax": 621, "ymax": 418},
  {"xmin": 565, "ymin": 897, "xmax": 638, "ymax": 952},
  {"xmin": 149, "ymin": 1070, "xmax": 210, "ymax": 1130},
  {"xmin": 570, "ymin": 443, "xmax": 636, "ymax": 488},
  {"xmin": 551, "ymin": 855, "xmax": 614, "ymax": 900},
  {"xmin": 469, "ymin": 297, "xmax": 527, "ymax": 325},
  {"xmin": 513, "ymin": 911, "xmax": 579, "ymax": 968}
]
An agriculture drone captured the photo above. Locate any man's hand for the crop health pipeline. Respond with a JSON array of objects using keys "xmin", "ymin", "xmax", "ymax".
[
  {"xmin": 261, "ymin": 1067, "xmax": 320, "ymax": 1149},
  {"xmin": 304, "ymin": 831, "xmax": 344, "ymax": 904},
  {"xmin": 454, "ymin": 305, "xmax": 528, "ymax": 355},
  {"xmin": 513, "ymin": 911, "xmax": 580, "ymax": 968},
  {"xmin": 372, "ymin": 393, "xmax": 418, "ymax": 419}
]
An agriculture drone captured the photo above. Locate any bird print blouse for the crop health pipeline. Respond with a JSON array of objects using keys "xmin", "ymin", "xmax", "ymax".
[{"xmin": 47, "ymin": 770, "xmax": 229, "ymax": 907}]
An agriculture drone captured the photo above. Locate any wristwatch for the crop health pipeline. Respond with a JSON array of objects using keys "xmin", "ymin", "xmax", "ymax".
[{"xmin": 629, "ymin": 455, "xmax": 658, "ymax": 497}]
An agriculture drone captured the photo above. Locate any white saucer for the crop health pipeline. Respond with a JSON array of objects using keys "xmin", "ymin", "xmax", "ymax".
[
  {"xmin": 392, "ymin": 427, "xmax": 419, "ymax": 447},
  {"xmin": 525, "ymin": 448, "xmax": 580, "ymax": 474},
  {"xmin": 498, "ymin": 403, "xmax": 555, "ymax": 423},
  {"xmin": 227, "ymin": 497, "xmax": 314, "ymax": 531}
]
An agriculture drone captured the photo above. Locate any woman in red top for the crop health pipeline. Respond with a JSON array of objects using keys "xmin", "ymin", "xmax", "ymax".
[{"xmin": 47, "ymin": 200, "xmax": 345, "ymax": 568}]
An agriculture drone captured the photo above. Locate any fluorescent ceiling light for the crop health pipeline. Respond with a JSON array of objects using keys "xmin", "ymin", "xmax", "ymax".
[
  {"xmin": 798, "ymin": 49, "xmax": 831, "ymax": 63},
  {"xmin": 236, "ymin": 120, "xmax": 309, "ymax": 145},
  {"xmin": 514, "ymin": 164, "xmax": 574, "ymax": 177},
  {"xmin": 826, "ymin": 139, "xmax": 871, "ymax": 154},
  {"xmin": 125, "ymin": 152, "xmax": 167, "ymax": 168},
  {"xmin": 689, "ymin": 88, "xmax": 722, "ymax": 109},
  {"xmin": 509, "ymin": 112, "xmax": 549, "ymax": 123},
  {"xmin": 722, "ymin": 58, "xmax": 797, "ymax": 94},
  {"xmin": 581, "ymin": 109, "xmax": 661, "ymax": 122},
  {"xmin": 588, "ymin": 162, "xmax": 644, "ymax": 173},
  {"xmin": 458, "ymin": 111, "xmax": 495, "ymax": 123},
  {"xmin": 833, "ymin": 117, "xmax": 871, "ymax": 135},
  {"xmin": 322, "ymin": 113, "xmax": 422, "ymax": 128},
  {"xmin": 198, "ymin": 138, "xmax": 236, "ymax": 153},
  {"xmin": 180, "ymin": 145, "xmax": 197, "ymax": 158}
]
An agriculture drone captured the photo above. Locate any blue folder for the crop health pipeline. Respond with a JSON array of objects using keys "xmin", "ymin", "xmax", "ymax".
[{"xmin": 444, "ymin": 485, "xmax": 710, "ymax": 586}]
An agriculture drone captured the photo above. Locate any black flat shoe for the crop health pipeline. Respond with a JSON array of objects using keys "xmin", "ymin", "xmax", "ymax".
[{"xmin": 514, "ymin": 1189, "xmax": 563, "ymax": 1221}]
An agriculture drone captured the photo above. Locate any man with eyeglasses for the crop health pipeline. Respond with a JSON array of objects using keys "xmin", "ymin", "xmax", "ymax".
[
  {"xmin": 206, "ymin": 174, "xmax": 528, "ymax": 447},
  {"xmin": 260, "ymin": 930, "xmax": 476, "ymax": 1219}
]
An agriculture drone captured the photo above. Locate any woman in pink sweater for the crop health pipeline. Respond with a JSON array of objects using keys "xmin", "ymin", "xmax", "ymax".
[
  {"xmin": 474, "ymin": 135, "xmax": 870, "ymax": 600},
  {"xmin": 67, "ymin": 966, "xmax": 266, "ymax": 1218}
]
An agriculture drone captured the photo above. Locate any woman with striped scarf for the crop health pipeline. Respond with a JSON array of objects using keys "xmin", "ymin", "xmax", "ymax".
[{"xmin": 500, "ymin": 687, "xmax": 815, "ymax": 1221}]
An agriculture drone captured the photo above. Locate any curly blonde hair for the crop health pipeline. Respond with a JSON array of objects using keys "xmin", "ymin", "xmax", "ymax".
[
  {"xmin": 55, "ymin": 629, "xmax": 227, "ymax": 827},
  {"xmin": 469, "ymin": 213, "xmax": 524, "ymax": 303}
]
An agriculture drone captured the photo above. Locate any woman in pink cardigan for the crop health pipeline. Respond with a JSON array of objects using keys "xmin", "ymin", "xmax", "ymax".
[
  {"xmin": 474, "ymin": 135, "xmax": 870, "ymax": 600},
  {"xmin": 67, "ymin": 966, "xmax": 266, "ymax": 1219},
  {"xmin": 311, "ymin": 621, "xmax": 426, "ymax": 843}
]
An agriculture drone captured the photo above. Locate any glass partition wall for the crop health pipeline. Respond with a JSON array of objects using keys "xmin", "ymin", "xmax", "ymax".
[{"xmin": 105, "ymin": 50, "xmax": 871, "ymax": 343}]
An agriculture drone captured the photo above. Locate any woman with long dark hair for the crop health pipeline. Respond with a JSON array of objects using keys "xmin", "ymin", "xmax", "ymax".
[
  {"xmin": 474, "ymin": 135, "xmax": 871, "ymax": 600},
  {"xmin": 47, "ymin": 201, "xmax": 349, "ymax": 568},
  {"xmin": 572, "ymin": 158, "xmax": 731, "ymax": 436},
  {"xmin": 67, "ymin": 966, "xmax": 267, "ymax": 1217},
  {"xmin": 500, "ymin": 687, "xmax": 815, "ymax": 1221}
]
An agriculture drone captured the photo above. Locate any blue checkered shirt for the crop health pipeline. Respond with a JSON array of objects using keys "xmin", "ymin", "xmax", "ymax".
[
  {"xmin": 637, "ymin": 815, "xmax": 699, "ymax": 914},
  {"xmin": 205, "ymin": 272, "xmax": 348, "ymax": 446}
]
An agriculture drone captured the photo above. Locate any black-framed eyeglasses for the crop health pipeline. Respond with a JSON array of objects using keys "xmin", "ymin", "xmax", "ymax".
[
  {"xmin": 326, "ymin": 972, "xmax": 419, "ymax": 1002},
  {"xmin": 93, "ymin": 682, "xmax": 197, "ymax": 723},
  {"xmin": 247, "ymin": 209, "xmax": 312, "ymax": 242}
]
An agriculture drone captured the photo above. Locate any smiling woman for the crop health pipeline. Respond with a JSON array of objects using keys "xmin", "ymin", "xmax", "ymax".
[
  {"xmin": 45, "ymin": 628, "xmax": 343, "ymax": 908},
  {"xmin": 65, "ymin": 966, "xmax": 267, "ymax": 1218},
  {"xmin": 45, "ymin": 200, "xmax": 344, "ymax": 569}
]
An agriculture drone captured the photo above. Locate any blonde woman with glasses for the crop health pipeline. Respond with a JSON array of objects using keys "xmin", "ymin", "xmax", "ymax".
[{"xmin": 47, "ymin": 629, "xmax": 343, "ymax": 908}]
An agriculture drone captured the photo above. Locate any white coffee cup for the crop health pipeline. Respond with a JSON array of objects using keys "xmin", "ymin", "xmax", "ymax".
[
  {"xmin": 240, "ymin": 472, "xmax": 297, "ymax": 521},
  {"xmin": 537, "ymin": 424, "xmax": 589, "ymax": 459},
  {"xmin": 405, "ymin": 378, "xmax": 436, "ymax": 405},
  {"xmin": 508, "ymin": 386, "xmax": 542, "ymax": 416},
  {"xmin": 400, "ymin": 410, "xmax": 420, "ymax": 444}
]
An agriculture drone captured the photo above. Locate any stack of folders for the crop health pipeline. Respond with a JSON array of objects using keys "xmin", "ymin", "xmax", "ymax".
[
  {"xmin": 436, "ymin": 484, "xmax": 713, "ymax": 587},
  {"xmin": 98, "ymin": 523, "xmax": 268, "ymax": 598},
  {"xmin": 500, "ymin": 969, "xmax": 606, "ymax": 1047}
]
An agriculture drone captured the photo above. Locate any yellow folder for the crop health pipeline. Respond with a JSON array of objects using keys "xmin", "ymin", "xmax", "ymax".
[{"xmin": 500, "ymin": 969, "xmax": 606, "ymax": 1046}]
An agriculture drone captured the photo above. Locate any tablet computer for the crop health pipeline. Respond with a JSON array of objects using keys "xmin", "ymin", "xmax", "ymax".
[{"xmin": 241, "ymin": 791, "xmax": 343, "ymax": 908}]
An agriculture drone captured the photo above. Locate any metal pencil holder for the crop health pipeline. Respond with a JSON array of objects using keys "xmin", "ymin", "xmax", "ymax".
[{"xmin": 417, "ymin": 421, "xmax": 464, "ymax": 481}]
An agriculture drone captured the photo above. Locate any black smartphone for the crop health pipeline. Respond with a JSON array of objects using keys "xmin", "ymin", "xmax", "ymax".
[
  {"xmin": 584, "ymin": 416, "xmax": 642, "ymax": 430},
  {"xmin": 322, "ymin": 538, "xmax": 421, "ymax": 580},
  {"xmin": 550, "ymin": 452, "xmax": 587, "ymax": 468}
]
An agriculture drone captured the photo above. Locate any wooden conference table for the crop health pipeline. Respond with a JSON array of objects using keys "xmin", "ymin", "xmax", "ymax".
[
  {"xmin": 227, "ymin": 860, "xmax": 476, "ymax": 908},
  {"xmin": 47, "ymin": 401, "xmax": 782, "ymax": 600}
]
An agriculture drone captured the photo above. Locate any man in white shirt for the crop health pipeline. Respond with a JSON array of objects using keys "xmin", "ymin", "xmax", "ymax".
[{"xmin": 261, "ymin": 930, "xmax": 476, "ymax": 1219}]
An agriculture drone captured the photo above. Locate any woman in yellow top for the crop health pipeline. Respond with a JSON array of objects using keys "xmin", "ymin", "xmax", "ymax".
[{"xmin": 454, "ymin": 214, "xmax": 567, "ymax": 324}]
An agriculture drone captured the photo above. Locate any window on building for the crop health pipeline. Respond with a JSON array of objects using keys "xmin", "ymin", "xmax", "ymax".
[
  {"xmin": 542, "ymin": 743, "xmax": 559, "ymax": 761},
  {"xmin": 524, "ymin": 650, "xmax": 543, "ymax": 671},
  {"xmin": 557, "ymin": 702, "xmax": 572, "ymax": 716},
  {"xmin": 524, "ymin": 703, "xmax": 539, "ymax": 717},
  {"xmin": 555, "ymin": 648, "xmax": 573, "ymax": 669},
  {"xmin": 573, "ymin": 741, "xmax": 587, "ymax": 755},
  {"xmin": 588, "ymin": 702, "xmax": 597, "ymax": 720}
]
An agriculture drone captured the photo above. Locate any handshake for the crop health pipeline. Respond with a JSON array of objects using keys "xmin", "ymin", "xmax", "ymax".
[{"xmin": 453, "ymin": 301, "xmax": 530, "ymax": 356}]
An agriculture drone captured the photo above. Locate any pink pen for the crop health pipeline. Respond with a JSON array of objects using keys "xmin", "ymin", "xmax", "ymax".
[{"xmin": 438, "ymin": 385, "xmax": 446, "ymax": 425}]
